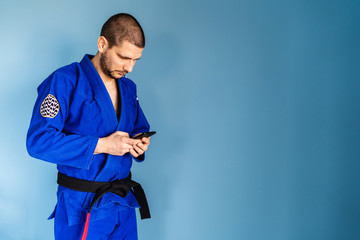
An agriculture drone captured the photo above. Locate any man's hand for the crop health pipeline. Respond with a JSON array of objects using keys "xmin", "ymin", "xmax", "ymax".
[
  {"xmin": 94, "ymin": 131, "xmax": 141, "ymax": 156},
  {"xmin": 130, "ymin": 137, "xmax": 150, "ymax": 158}
]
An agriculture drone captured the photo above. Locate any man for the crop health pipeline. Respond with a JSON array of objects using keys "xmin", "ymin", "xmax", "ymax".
[{"xmin": 27, "ymin": 13, "xmax": 152, "ymax": 240}]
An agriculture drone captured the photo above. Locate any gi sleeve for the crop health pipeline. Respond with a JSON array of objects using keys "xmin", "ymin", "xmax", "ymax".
[{"xmin": 26, "ymin": 71, "xmax": 99, "ymax": 169}]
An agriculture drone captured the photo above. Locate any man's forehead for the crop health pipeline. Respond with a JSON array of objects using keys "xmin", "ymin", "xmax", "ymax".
[
  {"xmin": 113, "ymin": 41, "xmax": 143, "ymax": 58},
  {"xmin": 115, "ymin": 40, "xmax": 143, "ymax": 50}
]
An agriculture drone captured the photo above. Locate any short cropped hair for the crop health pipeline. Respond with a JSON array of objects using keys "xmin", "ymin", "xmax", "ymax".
[{"xmin": 101, "ymin": 13, "xmax": 145, "ymax": 48}]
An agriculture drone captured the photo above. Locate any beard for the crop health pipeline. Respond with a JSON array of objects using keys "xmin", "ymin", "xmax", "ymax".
[{"xmin": 99, "ymin": 51, "xmax": 126, "ymax": 79}]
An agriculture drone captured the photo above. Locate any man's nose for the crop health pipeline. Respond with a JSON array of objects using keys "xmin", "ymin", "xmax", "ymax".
[{"xmin": 124, "ymin": 60, "xmax": 135, "ymax": 73}]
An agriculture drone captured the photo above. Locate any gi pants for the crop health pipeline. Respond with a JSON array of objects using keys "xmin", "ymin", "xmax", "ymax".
[{"xmin": 54, "ymin": 197, "xmax": 138, "ymax": 240}]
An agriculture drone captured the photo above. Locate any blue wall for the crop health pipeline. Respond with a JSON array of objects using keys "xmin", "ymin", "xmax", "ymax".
[{"xmin": 0, "ymin": 0, "xmax": 359, "ymax": 239}]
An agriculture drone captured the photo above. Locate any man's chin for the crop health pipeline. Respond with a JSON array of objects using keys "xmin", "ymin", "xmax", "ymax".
[{"xmin": 110, "ymin": 72, "xmax": 126, "ymax": 79}]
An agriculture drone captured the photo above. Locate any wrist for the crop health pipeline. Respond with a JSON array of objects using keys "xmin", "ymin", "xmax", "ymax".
[{"xmin": 94, "ymin": 137, "xmax": 108, "ymax": 154}]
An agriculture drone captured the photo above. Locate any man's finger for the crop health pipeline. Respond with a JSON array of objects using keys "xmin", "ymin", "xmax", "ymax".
[
  {"xmin": 137, "ymin": 142, "xmax": 148, "ymax": 152},
  {"xmin": 133, "ymin": 145, "xmax": 144, "ymax": 155},
  {"xmin": 124, "ymin": 137, "xmax": 141, "ymax": 146},
  {"xmin": 141, "ymin": 137, "xmax": 150, "ymax": 145},
  {"xmin": 129, "ymin": 148, "xmax": 139, "ymax": 158}
]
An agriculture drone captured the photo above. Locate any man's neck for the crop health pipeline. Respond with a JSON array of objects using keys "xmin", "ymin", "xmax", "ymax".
[{"xmin": 91, "ymin": 53, "xmax": 114, "ymax": 84}]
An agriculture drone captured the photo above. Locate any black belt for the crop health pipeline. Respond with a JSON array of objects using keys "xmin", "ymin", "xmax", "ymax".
[{"xmin": 57, "ymin": 172, "xmax": 151, "ymax": 219}]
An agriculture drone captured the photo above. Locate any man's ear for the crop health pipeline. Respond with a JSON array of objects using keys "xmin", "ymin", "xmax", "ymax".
[{"xmin": 97, "ymin": 36, "xmax": 108, "ymax": 53}]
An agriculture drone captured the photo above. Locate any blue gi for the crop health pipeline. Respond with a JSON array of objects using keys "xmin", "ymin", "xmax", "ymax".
[{"xmin": 26, "ymin": 54, "xmax": 150, "ymax": 239}]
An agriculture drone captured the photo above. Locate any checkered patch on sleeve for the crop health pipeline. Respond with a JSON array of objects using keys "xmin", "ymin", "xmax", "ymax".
[{"xmin": 40, "ymin": 94, "xmax": 60, "ymax": 118}]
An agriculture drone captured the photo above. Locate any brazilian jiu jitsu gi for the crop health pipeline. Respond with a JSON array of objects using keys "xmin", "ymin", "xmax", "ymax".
[{"xmin": 26, "ymin": 54, "xmax": 150, "ymax": 240}]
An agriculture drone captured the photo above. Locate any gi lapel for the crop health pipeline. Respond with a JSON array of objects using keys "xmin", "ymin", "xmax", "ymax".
[{"xmin": 79, "ymin": 55, "xmax": 118, "ymax": 133}]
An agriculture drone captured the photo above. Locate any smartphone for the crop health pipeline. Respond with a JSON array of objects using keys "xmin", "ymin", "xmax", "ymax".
[{"xmin": 132, "ymin": 131, "xmax": 156, "ymax": 139}]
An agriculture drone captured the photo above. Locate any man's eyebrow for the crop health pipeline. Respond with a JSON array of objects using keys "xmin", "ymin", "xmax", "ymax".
[{"xmin": 118, "ymin": 53, "xmax": 141, "ymax": 61}]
